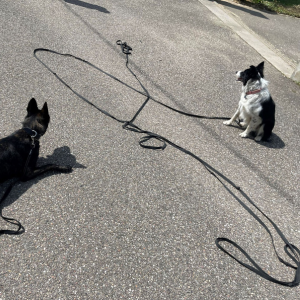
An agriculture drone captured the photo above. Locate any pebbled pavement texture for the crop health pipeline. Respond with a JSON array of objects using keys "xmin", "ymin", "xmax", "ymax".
[{"xmin": 0, "ymin": 0, "xmax": 299, "ymax": 299}]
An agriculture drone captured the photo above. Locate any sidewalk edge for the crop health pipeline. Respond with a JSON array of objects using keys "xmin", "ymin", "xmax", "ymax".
[{"xmin": 198, "ymin": 0, "xmax": 295, "ymax": 79}]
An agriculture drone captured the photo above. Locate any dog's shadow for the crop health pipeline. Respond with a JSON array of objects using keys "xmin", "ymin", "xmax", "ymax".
[
  {"xmin": 229, "ymin": 124, "xmax": 285, "ymax": 149},
  {"xmin": 0, "ymin": 146, "xmax": 86, "ymax": 210},
  {"xmin": 256, "ymin": 133, "xmax": 285, "ymax": 149}
]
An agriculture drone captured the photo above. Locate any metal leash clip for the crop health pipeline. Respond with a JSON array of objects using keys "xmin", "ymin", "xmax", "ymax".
[
  {"xmin": 30, "ymin": 130, "xmax": 37, "ymax": 148},
  {"xmin": 116, "ymin": 40, "xmax": 132, "ymax": 55}
]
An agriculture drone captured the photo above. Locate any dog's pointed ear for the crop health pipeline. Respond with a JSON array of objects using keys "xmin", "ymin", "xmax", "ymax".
[
  {"xmin": 256, "ymin": 61, "xmax": 264, "ymax": 78},
  {"xmin": 41, "ymin": 102, "xmax": 50, "ymax": 121},
  {"xmin": 41, "ymin": 102, "xmax": 49, "ymax": 115},
  {"xmin": 27, "ymin": 98, "xmax": 38, "ymax": 114}
]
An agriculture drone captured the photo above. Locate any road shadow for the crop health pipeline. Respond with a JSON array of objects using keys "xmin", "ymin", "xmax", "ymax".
[
  {"xmin": 0, "ymin": 146, "xmax": 86, "ymax": 210},
  {"xmin": 64, "ymin": 0, "xmax": 110, "ymax": 13},
  {"xmin": 215, "ymin": 0, "xmax": 270, "ymax": 19}
]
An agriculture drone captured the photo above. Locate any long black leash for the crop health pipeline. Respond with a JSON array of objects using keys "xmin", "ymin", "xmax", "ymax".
[
  {"xmin": 33, "ymin": 42, "xmax": 300, "ymax": 286},
  {"xmin": 0, "ymin": 128, "xmax": 37, "ymax": 235}
]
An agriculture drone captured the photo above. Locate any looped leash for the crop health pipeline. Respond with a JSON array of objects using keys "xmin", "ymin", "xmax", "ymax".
[
  {"xmin": 33, "ymin": 42, "xmax": 300, "ymax": 286},
  {"xmin": 122, "ymin": 122, "xmax": 167, "ymax": 150},
  {"xmin": 215, "ymin": 238, "xmax": 300, "ymax": 287},
  {"xmin": 139, "ymin": 135, "xmax": 167, "ymax": 150}
]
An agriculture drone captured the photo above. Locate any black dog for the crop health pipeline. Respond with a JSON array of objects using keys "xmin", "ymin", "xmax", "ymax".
[{"xmin": 0, "ymin": 98, "xmax": 72, "ymax": 182}]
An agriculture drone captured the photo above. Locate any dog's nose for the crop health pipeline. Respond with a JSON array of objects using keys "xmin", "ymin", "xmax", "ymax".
[{"xmin": 235, "ymin": 71, "xmax": 238, "ymax": 74}]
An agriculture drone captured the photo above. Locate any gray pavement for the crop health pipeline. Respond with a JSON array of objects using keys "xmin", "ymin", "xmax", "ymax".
[{"xmin": 0, "ymin": 0, "xmax": 300, "ymax": 299}]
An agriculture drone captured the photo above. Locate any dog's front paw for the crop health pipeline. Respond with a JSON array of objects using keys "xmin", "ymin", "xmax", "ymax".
[
  {"xmin": 223, "ymin": 120, "xmax": 232, "ymax": 126},
  {"xmin": 239, "ymin": 131, "xmax": 249, "ymax": 138}
]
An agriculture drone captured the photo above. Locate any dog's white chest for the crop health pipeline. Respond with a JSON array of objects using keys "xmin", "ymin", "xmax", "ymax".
[{"xmin": 240, "ymin": 94, "xmax": 262, "ymax": 116}]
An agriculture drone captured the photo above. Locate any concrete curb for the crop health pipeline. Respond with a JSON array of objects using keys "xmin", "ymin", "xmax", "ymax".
[
  {"xmin": 198, "ymin": 0, "xmax": 296, "ymax": 79},
  {"xmin": 291, "ymin": 63, "xmax": 300, "ymax": 83}
]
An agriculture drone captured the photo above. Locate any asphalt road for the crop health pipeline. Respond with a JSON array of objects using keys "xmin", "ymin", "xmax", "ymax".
[{"xmin": 0, "ymin": 0, "xmax": 300, "ymax": 299}]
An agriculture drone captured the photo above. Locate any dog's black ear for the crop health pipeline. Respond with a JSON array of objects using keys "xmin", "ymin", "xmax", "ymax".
[
  {"xmin": 41, "ymin": 102, "xmax": 50, "ymax": 120},
  {"xmin": 27, "ymin": 98, "xmax": 39, "ymax": 114},
  {"xmin": 256, "ymin": 61, "xmax": 264, "ymax": 78},
  {"xmin": 41, "ymin": 102, "xmax": 49, "ymax": 115}
]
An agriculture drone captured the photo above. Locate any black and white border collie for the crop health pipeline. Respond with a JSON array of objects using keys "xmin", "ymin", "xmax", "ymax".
[{"xmin": 223, "ymin": 62, "xmax": 275, "ymax": 141}]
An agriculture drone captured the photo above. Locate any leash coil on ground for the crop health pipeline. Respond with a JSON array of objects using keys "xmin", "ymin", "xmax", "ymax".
[{"xmin": 32, "ymin": 41, "xmax": 300, "ymax": 287}]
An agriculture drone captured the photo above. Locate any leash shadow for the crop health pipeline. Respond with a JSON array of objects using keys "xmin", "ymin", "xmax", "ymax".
[{"xmin": 0, "ymin": 146, "xmax": 86, "ymax": 210}]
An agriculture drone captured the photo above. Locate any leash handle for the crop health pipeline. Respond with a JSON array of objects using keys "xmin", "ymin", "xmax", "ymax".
[{"xmin": 216, "ymin": 238, "xmax": 300, "ymax": 287}]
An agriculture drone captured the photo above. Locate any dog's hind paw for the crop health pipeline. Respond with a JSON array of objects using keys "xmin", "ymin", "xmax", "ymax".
[{"xmin": 254, "ymin": 135, "xmax": 262, "ymax": 142}]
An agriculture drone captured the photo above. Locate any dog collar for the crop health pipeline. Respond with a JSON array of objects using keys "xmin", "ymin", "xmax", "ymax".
[
  {"xmin": 245, "ymin": 89, "xmax": 262, "ymax": 96},
  {"xmin": 23, "ymin": 128, "xmax": 38, "ymax": 149},
  {"xmin": 23, "ymin": 128, "xmax": 38, "ymax": 138}
]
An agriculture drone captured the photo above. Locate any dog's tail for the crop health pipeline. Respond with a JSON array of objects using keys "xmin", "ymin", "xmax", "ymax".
[
  {"xmin": 261, "ymin": 120, "xmax": 275, "ymax": 141},
  {"xmin": 260, "ymin": 96, "xmax": 275, "ymax": 141}
]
